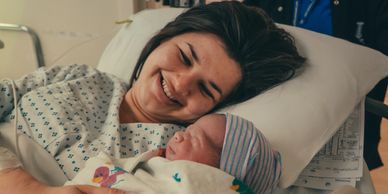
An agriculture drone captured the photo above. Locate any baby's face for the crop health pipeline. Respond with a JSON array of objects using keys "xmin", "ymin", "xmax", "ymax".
[{"xmin": 165, "ymin": 114, "xmax": 226, "ymax": 167}]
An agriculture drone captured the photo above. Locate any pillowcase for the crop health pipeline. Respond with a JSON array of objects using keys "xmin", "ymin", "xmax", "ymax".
[
  {"xmin": 98, "ymin": 8, "xmax": 185, "ymax": 82},
  {"xmin": 97, "ymin": 8, "xmax": 388, "ymax": 188}
]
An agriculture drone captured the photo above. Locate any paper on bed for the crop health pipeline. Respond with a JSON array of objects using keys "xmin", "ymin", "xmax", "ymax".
[
  {"xmin": 66, "ymin": 151, "xmax": 250, "ymax": 194},
  {"xmin": 293, "ymin": 101, "xmax": 364, "ymax": 190}
]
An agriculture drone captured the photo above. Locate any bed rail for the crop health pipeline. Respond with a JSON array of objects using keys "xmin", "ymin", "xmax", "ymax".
[
  {"xmin": 366, "ymin": 96, "xmax": 388, "ymax": 119},
  {"xmin": 0, "ymin": 23, "xmax": 45, "ymax": 68}
]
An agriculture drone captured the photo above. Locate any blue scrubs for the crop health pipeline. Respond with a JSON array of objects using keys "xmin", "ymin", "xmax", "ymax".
[{"xmin": 294, "ymin": 0, "xmax": 333, "ymax": 35}]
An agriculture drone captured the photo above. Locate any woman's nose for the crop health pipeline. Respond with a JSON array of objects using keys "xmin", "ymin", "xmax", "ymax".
[{"xmin": 173, "ymin": 72, "xmax": 197, "ymax": 96}]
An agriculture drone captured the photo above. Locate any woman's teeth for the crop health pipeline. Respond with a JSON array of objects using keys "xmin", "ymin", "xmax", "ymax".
[{"xmin": 162, "ymin": 79, "xmax": 177, "ymax": 101}]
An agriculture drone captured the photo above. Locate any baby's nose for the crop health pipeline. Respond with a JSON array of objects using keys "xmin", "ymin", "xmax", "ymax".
[{"xmin": 173, "ymin": 132, "xmax": 184, "ymax": 143}]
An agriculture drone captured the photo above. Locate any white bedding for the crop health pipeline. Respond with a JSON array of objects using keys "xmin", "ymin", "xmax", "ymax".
[{"xmin": 66, "ymin": 151, "xmax": 249, "ymax": 194}]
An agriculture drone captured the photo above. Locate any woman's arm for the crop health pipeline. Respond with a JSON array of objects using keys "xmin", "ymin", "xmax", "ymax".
[
  {"xmin": 0, "ymin": 168, "xmax": 53, "ymax": 194},
  {"xmin": 0, "ymin": 64, "xmax": 98, "ymax": 120},
  {"xmin": 0, "ymin": 146, "xmax": 132, "ymax": 194},
  {"xmin": 0, "ymin": 168, "xmax": 135, "ymax": 194},
  {"xmin": 0, "ymin": 64, "xmax": 127, "ymax": 194}
]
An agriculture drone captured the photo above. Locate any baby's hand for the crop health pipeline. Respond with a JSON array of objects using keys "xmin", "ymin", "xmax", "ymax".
[{"xmin": 154, "ymin": 148, "xmax": 166, "ymax": 157}]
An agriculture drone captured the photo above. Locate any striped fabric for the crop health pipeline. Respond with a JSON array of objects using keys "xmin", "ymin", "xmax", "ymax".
[{"xmin": 220, "ymin": 113, "xmax": 282, "ymax": 194}]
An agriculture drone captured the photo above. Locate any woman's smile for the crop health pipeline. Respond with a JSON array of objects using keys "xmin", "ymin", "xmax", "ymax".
[
  {"xmin": 154, "ymin": 72, "xmax": 180, "ymax": 106},
  {"xmin": 161, "ymin": 73, "xmax": 181, "ymax": 105}
]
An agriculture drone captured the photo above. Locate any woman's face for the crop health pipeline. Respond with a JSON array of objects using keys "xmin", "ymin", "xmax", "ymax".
[{"xmin": 126, "ymin": 32, "xmax": 242, "ymax": 123}]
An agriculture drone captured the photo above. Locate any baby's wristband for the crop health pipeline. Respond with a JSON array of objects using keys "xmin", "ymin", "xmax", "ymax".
[{"xmin": 0, "ymin": 146, "xmax": 22, "ymax": 172}]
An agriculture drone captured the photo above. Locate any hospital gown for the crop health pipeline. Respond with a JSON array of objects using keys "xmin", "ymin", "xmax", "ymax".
[{"xmin": 0, "ymin": 64, "xmax": 183, "ymax": 180}]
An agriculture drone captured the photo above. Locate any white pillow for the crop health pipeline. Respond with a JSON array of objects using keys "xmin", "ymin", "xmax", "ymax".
[
  {"xmin": 97, "ymin": 8, "xmax": 388, "ymax": 188},
  {"xmin": 98, "ymin": 8, "xmax": 186, "ymax": 82}
]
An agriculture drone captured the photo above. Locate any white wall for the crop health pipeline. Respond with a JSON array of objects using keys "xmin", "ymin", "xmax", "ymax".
[{"xmin": 0, "ymin": 0, "xmax": 144, "ymax": 79}]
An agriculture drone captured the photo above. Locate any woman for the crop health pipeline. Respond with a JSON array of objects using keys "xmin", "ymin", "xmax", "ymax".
[{"xmin": 0, "ymin": 2, "xmax": 304, "ymax": 194}]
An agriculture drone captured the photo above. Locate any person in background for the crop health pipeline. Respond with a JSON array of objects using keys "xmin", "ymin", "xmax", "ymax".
[{"xmin": 243, "ymin": 0, "xmax": 388, "ymax": 170}]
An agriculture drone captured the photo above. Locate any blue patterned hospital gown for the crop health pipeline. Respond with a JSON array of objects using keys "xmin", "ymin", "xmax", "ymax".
[{"xmin": 0, "ymin": 64, "xmax": 184, "ymax": 179}]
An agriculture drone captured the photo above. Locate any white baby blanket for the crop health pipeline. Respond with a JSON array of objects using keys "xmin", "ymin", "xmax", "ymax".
[{"xmin": 66, "ymin": 151, "xmax": 253, "ymax": 194}]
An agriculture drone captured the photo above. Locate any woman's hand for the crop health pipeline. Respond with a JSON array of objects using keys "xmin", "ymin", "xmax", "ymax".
[
  {"xmin": 46, "ymin": 185, "xmax": 137, "ymax": 194},
  {"xmin": 0, "ymin": 168, "xmax": 48, "ymax": 194},
  {"xmin": 79, "ymin": 185, "xmax": 138, "ymax": 194},
  {"xmin": 0, "ymin": 168, "xmax": 137, "ymax": 194}
]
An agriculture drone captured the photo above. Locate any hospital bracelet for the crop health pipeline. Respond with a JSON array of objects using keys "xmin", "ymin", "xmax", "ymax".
[{"xmin": 0, "ymin": 146, "xmax": 22, "ymax": 172}]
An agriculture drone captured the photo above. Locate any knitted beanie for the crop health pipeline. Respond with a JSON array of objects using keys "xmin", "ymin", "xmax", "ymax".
[{"xmin": 220, "ymin": 113, "xmax": 282, "ymax": 194}]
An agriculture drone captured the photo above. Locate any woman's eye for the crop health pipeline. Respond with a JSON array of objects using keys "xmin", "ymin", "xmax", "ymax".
[
  {"xmin": 199, "ymin": 81, "xmax": 215, "ymax": 100},
  {"xmin": 178, "ymin": 48, "xmax": 192, "ymax": 67}
]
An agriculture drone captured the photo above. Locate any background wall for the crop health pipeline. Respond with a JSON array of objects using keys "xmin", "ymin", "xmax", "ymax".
[{"xmin": 0, "ymin": 0, "xmax": 148, "ymax": 79}]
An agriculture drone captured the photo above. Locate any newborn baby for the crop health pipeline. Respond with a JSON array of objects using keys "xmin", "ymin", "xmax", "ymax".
[
  {"xmin": 162, "ymin": 113, "xmax": 226, "ymax": 168},
  {"xmin": 164, "ymin": 113, "xmax": 282, "ymax": 193},
  {"xmin": 67, "ymin": 113, "xmax": 282, "ymax": 194}
]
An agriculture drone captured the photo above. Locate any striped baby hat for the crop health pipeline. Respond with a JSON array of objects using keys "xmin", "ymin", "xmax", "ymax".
[{"xmin": 220, "ymin": 113, "xmax": 282, "ymax": 194}]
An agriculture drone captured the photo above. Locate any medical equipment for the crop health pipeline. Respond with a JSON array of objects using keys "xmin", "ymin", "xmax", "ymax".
[{"xmin": 0, "ymin": 23, "xmax": 45, "ymax": 68}]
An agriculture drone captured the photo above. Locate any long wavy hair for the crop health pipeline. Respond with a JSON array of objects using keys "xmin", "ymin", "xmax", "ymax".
[{"xmin": 130, "ymin": 1, "xmax": 305, "ymax": 111}]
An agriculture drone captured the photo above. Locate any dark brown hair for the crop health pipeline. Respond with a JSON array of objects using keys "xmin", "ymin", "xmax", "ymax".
[{"xmin": 130, "ymin": 1, "xmax": 305, "ymax": 111}]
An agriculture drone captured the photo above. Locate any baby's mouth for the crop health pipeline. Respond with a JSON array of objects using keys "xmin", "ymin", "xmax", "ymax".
[{"xmin": 167, "ymin": 145, "xmax": 175, "ymax": 155}]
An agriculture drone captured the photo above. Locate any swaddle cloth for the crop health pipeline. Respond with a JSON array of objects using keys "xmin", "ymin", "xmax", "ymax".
[
  {"xmin": 220, "ymin": 113, "xmax": 282, "ymax": 194},
  {"xmin": 66, "ymin": 151, "xmax": 254, "ymax": 194}
]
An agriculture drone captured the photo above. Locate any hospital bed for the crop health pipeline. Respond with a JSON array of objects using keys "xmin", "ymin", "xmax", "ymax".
[
  {"xmin": 1, "ymin": 7, "xmax": 387, "ymax": 194},
  {"xmin": 0, "ymin": 23, "xmax": 45, "ymax": 68}
]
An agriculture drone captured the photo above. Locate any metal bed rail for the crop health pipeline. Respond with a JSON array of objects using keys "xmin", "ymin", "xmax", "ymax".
[
  {"xmin": 366, "ymin": 96, "xmax": 388, "ymax": 118},
  {"xmin": 0, "ymin": 22, "xmax": 45, "ymax": 68}
]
